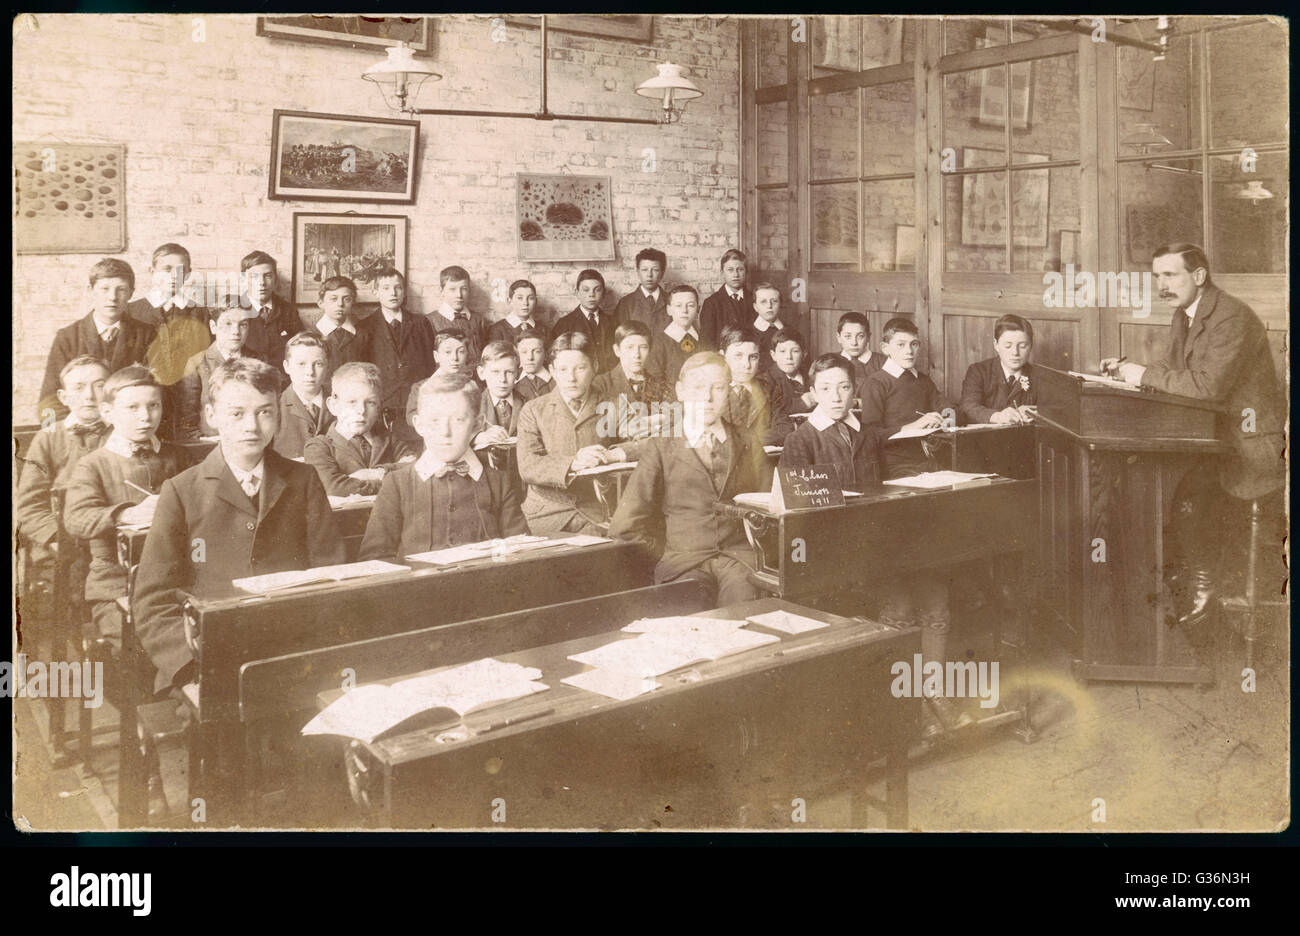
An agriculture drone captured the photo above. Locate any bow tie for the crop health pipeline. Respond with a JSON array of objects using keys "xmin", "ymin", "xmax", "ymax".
[
  {"xmin": 68, "ymin": 421, "xmax": 105, "ymax": 439},
  {"xmin": 129, "ymin": 442, "xmax": 153, "ymax": 457},
  {"xmin": 433, "ymin": 461, "xmax": 471, "ymax": 479}
]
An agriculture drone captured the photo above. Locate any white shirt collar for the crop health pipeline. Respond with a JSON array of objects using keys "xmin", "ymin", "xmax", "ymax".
[
  {"xmin": 684, "ymin": 419, "xmax": 727, "ymax": 449},
  {"xmin": 316, "ymin": 317, "xmax": 356, "ymax": 338},
  {"xmin": 440, "ymin": 302, "xmax": 470, "ymax": 321},
  {"xmin": 882, "ymin": 358, "xmax": 918, "ymax": 379},
  {"xmin": 519, "ymin": 366, "xmax": 551, "ymax": 383},
  {"xmin": 294, "ymin": 388, "xmax": 324, "ymax": 410},
  {"xmin": 1184, "ymin": 294, "xmax": 1202, "ymax": 319},
  {"xmin": 780, "ymin": 370, "xmax": 804, "ymax": 385},
  {"xmin": 414, "ymin": 448, "xmax": 483, "ymax": 482},
  {"xmin": 664, "ymin": 322, "xmax": 699, "ymax": 342},
  {"xmin": 808, "ymin": 407, "xmax": 861, "ymax": 433},
  {"xmin": 104, "ymin": 432, "xmax": 160, "ymax": 458},
  {"xmin": 64, "ymin": 414, "xmax": 103, "ymax": 431},
  {"xmin": 753, "ymin": 317, "xmax": 783, "ymax": 332},
  {"xmin": 726, "ymin": 287, "xmax": 744, "ymax": 301},
  {"xmin": 641, "ymin": 286, "xmax": 661, "ymax": 302},
  {"xmin": 93, "ymin": 316, "xmax": 122, "ymax": 339},
  {"xmin": 147, "ymin": 278, "xmax": 200, "ymax": 311},
  {"xmin": 227, "ymin": 457, "xmax": 265, "ymax": 488},
  {"xmin": 506, "ymin": 312, "xmax": 536, "ymax": 329},
  {"xmin": 857, "ymin": 349, "xmax": 875, "ymax": 365},
  {"xmin": 381, "ymin": 308, "xmax": 403, "ymax": 325},
  {"xmin": 335, "ymin": 425, "xmax": 376, "ymax": 444}
]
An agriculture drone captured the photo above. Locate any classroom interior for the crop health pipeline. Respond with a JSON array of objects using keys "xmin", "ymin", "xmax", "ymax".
[{"xmin": 11, "ymin": 14, "xmax": 1289, "ymax": 832}]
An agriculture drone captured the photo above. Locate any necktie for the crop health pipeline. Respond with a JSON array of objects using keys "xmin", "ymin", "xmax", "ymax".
[
  {"xmin": 357, "ymin": 436, "xmax": 373, "ymax": 466},
  {"xmin": 731, "ymin": 386, "xmax": 752, "ymax": 425},
  {"xmin": 101, "ymin": 326, "xmax": 119, "ymax": 343},
  {"xmin": 629, "ymin": 380, "xmax": 644, "ymax": 400},
  {"xmin": 69, "ymin": 421, "xmax": 105, "ymax": 440},
  {"xmin": 680, "ymin": 335, "xmax": 696, "ymax": 353},
  {"xmin": 434, "ymin": 461, "xmax": 471, "ymax": 479},
  {"xmin": 389, "ymin": 318, "xmax": 402, "ymax": 342},
  {"xmin": 1007, "ymin": 373, "xmax": 1019, "ymax": 387},
  {"xmin": 836, "ymin": 423, "xmax": 853, "ymax": 447},
  {"xmin": 129, "ymin": 441, "xmax": 151, "ymax": 458},
  {"xmin": 307, "ymin": 403, "xmax": 321, "ymax": 427},
  {"xmin": 240, "ymin": 476, "xmax": 259, "ymax": 499},
  {"xmin": 587, "ymin": 312, "xmax": 598, "ymax": 329},
  {"xmin": 495, "ymin": 399, "xmax": 512, "ymax": 428}
]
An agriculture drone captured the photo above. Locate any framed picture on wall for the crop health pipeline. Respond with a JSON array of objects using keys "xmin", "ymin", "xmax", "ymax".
[
  {"xmin": 516, "ymin": 173, "xmax": 615, "ymax": 262},
  {"xmin": 960, "ymin": 147, "xmax": 1050, "ymax": 248},
  {"xmin": 1117, "ymin": 45, "xmax": 1156, "ymax": 111},
  {"xmin": 257, "ymin": 15, "xmax": 432, "ymax": 53},
  {"xmin": 292, "ymin": 212, "xmax": 408, "ymax": 306},
  {"xmin": 269, "ymin": 110, "xmax": 419, "ymax": 204},
  {"xmin": 975, "ymin": 30, "xmax": 1033, "ymax": 129},
  {"xmin": 14, "ymin": 142, "xmax": 125, "ymax": 254}
]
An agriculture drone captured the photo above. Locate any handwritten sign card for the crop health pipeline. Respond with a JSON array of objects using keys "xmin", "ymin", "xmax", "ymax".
[{"xmin": 770, "ymin": 464, "xmax": 844, "ymax": 513}]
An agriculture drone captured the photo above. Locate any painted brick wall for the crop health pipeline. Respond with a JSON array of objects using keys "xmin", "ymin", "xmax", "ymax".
[{"xmin": 12, "ymin": 13, "xmax": 740, "ymax": 423}]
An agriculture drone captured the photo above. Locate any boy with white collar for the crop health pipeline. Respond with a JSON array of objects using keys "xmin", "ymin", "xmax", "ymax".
[
  {"xmin": 858, "ymin": 316, "xmax": 952, "ymax": 479},
  {"xmin": 487, "ymin": 280, "xmax": 550, "ymax": 346},
  {"xmin": 646, "ymin": 284, "xmax": 710, "ymax": 385},
  {"xmin": 304, "ymin": 362, "xmax": 416, "ymax": 496},
  {"xmin": 779, "ymin": 354, "xmax": 880, "ymax": 489},
  {"xmin": 310, "ymin": 276, "xmax": 368, "ymax": 375},
  {"xmin": 513, "ymin": 330, "xmax": 554, "ymax": 402},
  {"xmin": 177, "ymin": 299, "xmax": 251, "ymax": 439},
  {"xmin": 359, "ymin": 372, "xmax": 528, "ymax": 562},
  {"xmin": 64, "ymin": 366, "xmax": 188, "ymax": 651},
  {"xmin": 425, "ymin": 265, "xmax": 486, "ymax": 363},
  {"xmin": 358, "ymin": 267, "xmax": 435, "ymax": 437},
  {"xmin": 750, "ymin": 282, "xmax": 787, "ymax": 356},
  {"xmin": 273, "ymin": 332, "xmax": 334, "ymax": 459},
  {"xmin": 614, "ymin": 247, "xmax": 669, "ymax": 329}
]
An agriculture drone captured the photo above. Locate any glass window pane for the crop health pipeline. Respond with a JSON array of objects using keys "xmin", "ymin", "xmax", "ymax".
[
  {"xmin": 1211, "ymin": 150, "xmax": 1287, "ymax": 274},
  {"xmin": 813, "ymin": 16, "xmax": 860, "ymax": 77},
  {"xmin": 946, "ymin": 170, "xmax": 1009, "ymax": 272},
  {"xmin": 811, "ymin": 182, "xmax": 859, "ymax": 269},
  {"xmin": 1012, "ymin": 54, "xmax": 1078, "ymax": 163},
  {"xmin": 1210, "ymin": 22, "xmax": 1288, "ymax": 147},
  {"xmin": 863, "ymin": 16, "xmax": 913, "ymax": 68},
  {"xmin": 944, "ymin": 68, "xmax": 1009, "ymax": 159},
  {"xmin": 863, "ymin": 82, "xmax": 914, "ymax": 175},
  {"xmin": 757, "ymin": 189, "xmax": 789, "ymax": 273},
  {"xmin": 944, "ymin": 17, "xmax": 1009, "ymax": 55},
  {"xmin": 862, "ymin": 179, "xmax": 916, "ymax": 271},
  {"xmin": 1118, "ymin": 158, "xmax": 1204, "ymax": 273},
  {"xmin": 758, "ymin": 19, "xmax": 788, "ymax": 88},
  {"xmin": 1117, "ymin": 36, "xmax": 1199, "ymax": 155},
  {"xmin": 811, "ymin": 89, "xmax": 858, "ymax": 180},
  {"xmin": 757, "ymin": 101, "xmax": 788, "ymax": 185},
  {"xmin": 1012, "ymin": 166, "xmax": 1078, "ymax": 272},
  {"xmin": 1011, "ymin": 18, "xmax": 1079, "ymax": 43}
]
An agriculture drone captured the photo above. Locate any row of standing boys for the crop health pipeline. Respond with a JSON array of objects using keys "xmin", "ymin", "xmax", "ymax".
[{"xmin": 20, "ymin": 244, "xmax": 1032, "ymax": 731}]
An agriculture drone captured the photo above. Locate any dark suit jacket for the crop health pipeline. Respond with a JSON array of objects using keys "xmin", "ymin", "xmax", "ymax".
[
  {"xmin": 723, "ymin": 373, "xmax": 795, "ymax": 448},
  {"xmin": 133, "ymin": 446, "xmax": 344, "ymax": 691},
  {"xmin": 515, "ymin": 373, "xmax": 556, "ymax": 403},
  {"xmin": 614, "ymin": 287, "xmax": 668, "ymax": 329},
  {"xmin": 485, "ymin": 317, "xmax": 550, "ymax": 347},
  {"xmin": 272, "ymin": 386, "xmax": 334, "ymax": 460},
  {"xmin": 16, "ymin": 420, "xmax": 109, "ymax": 548},
  {"xmin": 39, "ymin": 314, "xmax": 156, "ymax": 420},
  {"xmin": 243, "ymin": 295, "xmax": 300, "ymax": 373},
  {"xmin": 779, "ymin": 416, "xmax": 881, "ymax": 491},
  {"xmin": 959, "ymin": 358, "xmax": 1040, "ymax": 425},
  {"xmin": 591, "ymin": 367, "xmax": 673, "ymax": 461},
  {"xmin": 176, "ymin": 344, "xmax": 232, "ymax": 440},
  {"xmin": 699, "ymin": 286, "xmax": 752, "ymax": 348},
  {"xmin": 516, "ymin": 390, "xmax": 612, "ymax": 533},
  {"xmin": 309, "ymin": 322, "xmax": 370, "ymax": 377},
  {"xmin": 645, "ymin": 330, "xmax": 710, "ymax": 385},
  {"xmin": 357, "ymin": 461, "xmax": 529, "ymax": 562},
  {"xmin": 303, "ymin": 426, "xmax": 416, "ymax": 496},
  {"xmin": 357, "ymin": 309, "xmax": 437, "ymax": 415},
  {"xmin": 767, "ymin": 368, "xmax": 814, "ymax": 414},
  {"xmin": 609, "ymin": 428, "xmax": 765, "ymax": 583},
  {"xmin": 478, "ymin": 389, "xmax": 526, "ymax": 436},
  {"xmin": 1139, "ymin": 285, "xmax": 1286, "ymax": 499},
  {"xmin": 551, "ymin": 307, "xmax": 618, "ymax": 373}
]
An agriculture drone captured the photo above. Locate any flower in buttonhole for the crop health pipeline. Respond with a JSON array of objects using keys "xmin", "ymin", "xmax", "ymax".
[{"xmin": 1019, "ymin": 375, "xmax": 1031, "ymax": 394}]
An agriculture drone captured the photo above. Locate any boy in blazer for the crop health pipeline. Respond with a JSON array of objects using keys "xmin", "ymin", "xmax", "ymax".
[
  {"xmin": 358, "ymin": 267, "xmax": 436, "ymax": 436},
  {"xmin": 176, "ymin": 300, "xmax": 250, "ymax": 440},
  {"xmin": 39, "ymin": 258, "xmax": 156, "ymax": 422},
  {"xmin": 858, "ymin": 317, "xmax": 954, "ymax": 479},
  {"xmin": 239, "ymin": 250, "xmax": 299, "ymax": 375},
  {"xmin": 358, "ymin": 372, "xmax": 529, "ymax": 562},
  {"xmin": 133, "ymin": 357, "xmax": 344, "ymax": 694},
  {"xmin": 609, "ymin": 352, "xmax": 765, "ymax": 607},
  {"xmin": 513, "ymin": 330, "xmax": 554, "ymax": 402},
  {"xmin": 749, "ymin": 282, "xmax": 789, "ymax": 357},
  {"xmin": 64, "ymin": 366, "xmax": 189, "ymax": 651},
  {"xmin": 779, "ymin": 354, "xmax": 881, "ymax": 490},
  {"xmin": 835, "ymin": 312, "xmax": 876, "ymax": 388},
  {"xmin": 646, "ymin": 285, "xmax": 710, "ymax": 385},
  {"xmin": 698, "ymin": 249, "xmax": 751, "ymax": 347},
  {"xmin": 474, "ymin": 340, "xmax": 527, "ymax": 496},
  {"xmin": 766, "ymin": 328, "xmax": 815, "ymax": 414},
  {"xmin": 273, "ymin": 332, "xmax": 334, "ymax": 459},
  {"xmin": 310, "ymin": 276, "xmax": 369, "ymax": 375},
  {"xmin": 486, "ymin": 280, "xmax": 550, "ymax": 346},
  {"xmin": 613, "ymin": 247, "xmax": 669, "ymax": 329},
  {"xmin": 425, "ymin": 265, "xmax": 487, "ymax": 363},
  {"xmin": 404, "ymin": 330, "xmax": 475, "ymax": 430},
  {"xmin": 719, "ymin": 325, "xmax": 794, "ymax": 449},
  {"xmin": 551, "ymin": 269, "xmax": 618, "ymax": 373},
  {"xmin": 304, "ymin": 362, "xmax": 416, "ymax": 497},
  {"xmin": 959, "ymin": 313, "xmax": 1039, "ymax": 425},
  {"xmin": 516, "ymin": 332, "xmax": 631, "ymax": 534},
  {"xmin": 592, "ymin": 320, "xmax": 674, "ymax": 448}
]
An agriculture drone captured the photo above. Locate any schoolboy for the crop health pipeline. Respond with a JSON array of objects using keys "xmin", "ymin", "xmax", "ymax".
[
  {"xmin": 834, "ymin": 312, "xmax": 875, "ymax": 387},
  {"xmin": 551, "ymin": 269, "xmax": 618, "ymax": 373},
  {"xmin": 779, "ymin": 354, "xmax": 880, "ymax": 490},
  {"xmin": 405, "ymin": 329, "xmax": 473, "ymax": 429},
  {"xmin": 719, "ymin": 325, "xmax": 794, "ymax": 448},
  {"xmin": 304, "ymin": 362, "xmax": 416, "ymax": 497},
  {"xmin": 310, "ymin": 275, "xmax": 369, "ymax": 374},
  {"xmin": 646, "ymin": 284, "xmax": 709, "ymax": 385},
  {"xmin": 698, "ymin": 249, "xmax": 751, "ymax": 347},
  {"xmin": 39, "ymin": 258, "xmax": 156, "ymax": 421},
  {"xmin": 852, "ymin": 312, "xmax": 886, "ymax": 375},
  {"xmin": 610, "ymin": 352, "xmax": 765, "ymax": 606},
  {"xmin": 486, "ymin": 279, "xmax": 549, "ymax": 346},
  {"xmin": 750, "ymin": 282, "xmax": 788, "ymax": 356},
  {"xmin": 17, "ymin": 357, "xmax": 112, "ymax": 581},
  {"xmin": 474, "ymin": 340, "xmax": 526, "ymax": 444},
  {"xmin": 513, "ymin": 329, "xmax": 554, "ymax": 402},
  {"xmin": 176, "ymin": 298, "xmax": 251, "ymax": 439},
  {"xmin": 858, "ymin": 316, "xmax": 954, "ymax": 478},
  {"xmin": 766, "ymin": 327, "xmax": 815, "ymax": 414},
  {"xmin": 358, "ymin": 372, "xmax": 529, "ymax": 562},
  {"xmin": 64, "ymin": 366, "xmax": 188, "ymax": 651},
  {"xmin": 613, "ymin": 247, "xmax": 669, "ymax": 328},
  {"xmin": 592, "ymin": 320, "xmax": 673, "ymax": 448},
  {"xmin": 358, "ymin": 267, "xmax": 435, "ymax": 435},
  {"xmin": 134, "ymin": 357, "xmax": 345, "ymax": 694},
  {"xmin": 239, "ymin": 250, "xmax": 300, "ymax": 371},
  {"xmin": 272, "ymin": 332, "xmax": 334, "ymax": 459},
  {"xmin": 425, "ymin": 265, "xmax": 486, "ymax": 363}
]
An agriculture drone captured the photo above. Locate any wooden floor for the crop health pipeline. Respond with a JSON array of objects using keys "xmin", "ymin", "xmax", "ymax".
[{"xmin": 12, "ymin": 604, "xmax": 1289, "ymax": 833}]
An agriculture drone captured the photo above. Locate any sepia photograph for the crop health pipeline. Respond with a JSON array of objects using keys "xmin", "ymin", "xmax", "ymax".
[{"xmin": 8, "ymin": 9, "xmax": 1290, "ymax": 865}]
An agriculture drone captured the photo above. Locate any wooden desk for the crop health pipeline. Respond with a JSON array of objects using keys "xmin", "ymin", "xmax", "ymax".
[
  {"xmin": 318, "ymin": 598, "xmax": 919, "ymax": 830},
  {"xmin": 932, "ymin": 424, "xmax": 1036, "ymax": 479}
]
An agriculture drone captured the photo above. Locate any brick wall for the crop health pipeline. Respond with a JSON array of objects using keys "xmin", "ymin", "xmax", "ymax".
[{"xmin": 12, "ymin": 13, "xmax": 740, "ymax": 423}]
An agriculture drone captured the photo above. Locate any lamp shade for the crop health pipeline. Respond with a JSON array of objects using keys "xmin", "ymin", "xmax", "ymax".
[
  {"xmin": 1121, "ymin": 122, "xmax": 1172, "ymax": 154},
  {"xmin": 635, "ymin": 62, "xmax": 703, "ymax": 102},
  {"xmin": 1237, "ymin": 180, "xmax": 1274, "ymax": 202},
  {"xmin": 363, "ymin": 42, "xmax": 440, "ymax": 111}
]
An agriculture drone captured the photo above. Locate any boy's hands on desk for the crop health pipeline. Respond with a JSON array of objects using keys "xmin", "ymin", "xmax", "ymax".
[
  {"xmin": 570, "ymin": 445, "xmax": 627, "ymax": 473},
  {"xmin": 905, "ymin": 412, "xmax": 943, "ymax": 431},
  {"xmin": 349, "ymin": 468, "xmax": 386, "ymax": 483},
  {"xmin": 474, "ymin": 426, "xmax": 511, "ymax": 448},
  {"xmin": 119, "ymin": 495, "xmax": 159, "ymax": 526},
  {"xmin": 991, "ymin": 406, "xmax": 1033, "ymax": 425}
]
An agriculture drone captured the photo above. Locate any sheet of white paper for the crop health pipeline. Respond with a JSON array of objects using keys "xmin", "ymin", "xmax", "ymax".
[
  {"xmin": 747, "ymin": 609, "xmax": 831, "ymax": 635},
  {"xmin": 329, "ymin": 493, "xmax": 378, "ymax": 509},
  {"xmin": 889, "ymin": 424, "xmax": 942, "ymax": 440},
  {"xmin": 622, "ymin": 616, "xmax": 748, "ymax": 635},
  {"xmin": 569, "ymin": 637, "xmax": 708, "ymax": 678},
  {"xmin": 763, "ymin": 445, "xmax": 784, "ymax": 455},
  {"xmin": 732, "ymin": 492, "xmax": 772, "ymax": 510},
  {"xmin": 555, "ymin": 534, "xmax": 613, "ymax": 547},
  {"xmin": 643, "ymin": 628, "xmax": 779, "ymax": 661},
  {"xmin": 573, "ymin": 461, "xmax": 638, "ymax": 478},
  {"xmin": 882, "ymin": 471, "xmax": 997, "ymax": 490},
  {"xmin": 311, "ymin": 560, "xmax": 410, "ymax": 581},
  {"xmin": 561, "ymin": 668, "xmax": 661, "ymax": 701},
  {"xmin": 1068, "ymin": 370, "xmax": 1141, "ymax": 391},
  {"xmin": 232, "ymin": 569, "xmax": 327, "ymax": 594}
]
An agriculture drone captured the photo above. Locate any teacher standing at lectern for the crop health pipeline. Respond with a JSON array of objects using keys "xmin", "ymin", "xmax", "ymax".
[{"xmin": 1100, "ymin": 243, "xmax": 1286, "ymax": 631}]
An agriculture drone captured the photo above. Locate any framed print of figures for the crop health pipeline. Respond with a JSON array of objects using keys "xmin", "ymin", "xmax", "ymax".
[
  {"xmin": 292, "ymin": 213, "xmax": 408, "ymax": 306},
  {"xmin": 270, "ymin": 110, "xmax": 419, "ymax": 204},
  {"xmin": 257, "ymin": 16, "xmax": 432, "ymax": 53},
  {"xmin": 14, "ymin": 143, "xmax": 125, "ymax": 253},
  {"xmin": 516, "ymin": 173, "xmax": 616, "ymax": 262}
]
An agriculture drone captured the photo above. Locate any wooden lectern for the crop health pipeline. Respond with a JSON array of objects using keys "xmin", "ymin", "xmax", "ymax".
[{"xmin": 1031, "ymin": 366, "xmax": 1231, "ymax": 684}]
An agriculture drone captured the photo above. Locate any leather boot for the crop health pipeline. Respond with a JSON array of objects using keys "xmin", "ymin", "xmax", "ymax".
[{"xmin": 1166, "ymin": 495, "xmax": 1218, "ymax": 629}]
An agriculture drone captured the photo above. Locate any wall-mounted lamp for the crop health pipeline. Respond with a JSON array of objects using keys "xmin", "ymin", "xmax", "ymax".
[
  {"xmin": 1236, "ymin": 180, "xmax": 1274, "ymax": 204},
  {"xmin": 634, "ymin": 63, "xmax": 703, "ymax": 125},
  {"xmin": 362, "ymin": 42, "xmax": 442, "ymax": 114}
]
